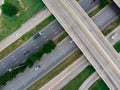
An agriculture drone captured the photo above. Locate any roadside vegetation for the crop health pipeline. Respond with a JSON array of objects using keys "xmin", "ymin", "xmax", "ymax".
[
  {"xmin": 89, "ymin": 78, "xmax": 109, "ymax": 90},
  {"xmin": 0, "ymin": 0, "xmax": 116, "ymax": 89},
  {"xmin": 113, "ymin": 40, "xmax": 120, "ymax": 53},
  {"xmin": 0, "ymin": 0, "xmax": 45, "ymax": 40},
  {"xmin": 27, "ymin": 49, "xmax": 82, "ymax": 90},
  {"xmin": 54, "ymin": 32, "xmax": 68, "ymax": 44},
  {"xmin": 102, "ymin": 17, "xmax": 120, "ymax": 36},
  {"xmin": 0, "ymin": 40, "xmax": 56, "ymax": 88},
  {"xmin": 88, "ymin": 0, "xmax": 112, "ymax": 17},
  {"xmin": 61, "ymin": 65, "xmax": 95, "ymax": 90},
  {"xmin": 101, "ymin": 0, "xmax": 112, "ymax": 6},
  {"xmin": 88, "ymin": 4, "xmax": 105, "ymax": 18},
  {"xmin": 0, "ymin": 15, "xmax": 55, "ymax": 60}
]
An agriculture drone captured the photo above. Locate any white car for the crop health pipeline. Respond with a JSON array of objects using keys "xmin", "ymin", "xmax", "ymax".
[
  {"xmin": 110, "ymin": 33, "xmax": 119, "ymax": 40},
  {"xmin": 35, "ymin": 65, "xmax": 41, "ymax": 70},
  {"xmin": 8, "ymin": 68, "xmax": 12, "ymax": 72}
]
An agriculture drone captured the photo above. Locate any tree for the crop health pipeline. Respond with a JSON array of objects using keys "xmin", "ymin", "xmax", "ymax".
[
  {"xmin": 24, "ymin": 59, "xmax": 34, "ymax": 68},
  {"xmin": 42, "ymin": 40, "xmax": 56, "ymax": 53},
  {"xmin": 1, "ymin": 2, "xmax": 18, "ymax": 16},
  {"xmin": 101, "ymin": 0, "xmax": 112, "ymax": 6}
]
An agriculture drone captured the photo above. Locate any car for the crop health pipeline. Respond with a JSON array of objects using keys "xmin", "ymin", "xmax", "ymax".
[
  {"xmin": 110, "ymin": 33, "xmax": 119, "ymax": 40},
  {"xmin": 8, "ymin": 68, "xmax": 12, "ymax": 72},
  {"xmin": 70, "ymin": 40, "xmax": 73, "ymax": 43},
  {"xmin": 24, "ymin": 50, "xmax": 30, "ymax": 55},
  {"xmin": 33, "ymin": 32, "xmax": 41, "ymax": 39},
  {"xmin": 13, "ymin": 34, "xmax": 18, "ymax": 37},
  {"xmin": 35, "ymin": 65, "xmax": 41, "ymax": 71}
]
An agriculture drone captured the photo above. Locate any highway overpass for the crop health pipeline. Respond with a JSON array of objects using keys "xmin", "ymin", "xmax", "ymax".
[
  {"xmin": 42, "ymin": 0, "xmax": 120, "ymax": 90},
  {"xmin": 113, "ymin": 0, "xmax": 120, "ymax": 8}
]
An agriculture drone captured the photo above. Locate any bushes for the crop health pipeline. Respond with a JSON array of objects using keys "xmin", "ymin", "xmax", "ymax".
[
  {"xmin": 42, "ymin": 40, "xmax": 56, "ymax": 53},
  {"xmin": 0, "ymin": 65, "xmax": 27, "ymax": 87},
  {"xmin": 101, "ymin": 0, "xmax": 112, "ymax": 6},
  {"xmin": 114, "ymin": 40, "xmax": 120, "ymax": 53},
  {"xmin": 0, "ymin": 40, "xmax": 56, "ymax": 88},
  {"xmin": 25, "ymin": 40, "xmax": 56, "ymax": 67},
  {"xmin": 1, "ymin": 2, "xmax": 18, "ymax": 16}
]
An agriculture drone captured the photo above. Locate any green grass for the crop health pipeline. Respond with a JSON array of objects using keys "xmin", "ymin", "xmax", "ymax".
[
  {"xmin": 27, "ymin": 49, "xmax": 82, "ymax": 90},
  {"xmin": 89, "ymin": 78, "xmax": 109, "ymax": 90},
  {"xmin": 113, "ymin": 40, "xmax": 120, "ymax": 53},
  {"xmin": 101, "ymin": 0, "xmax": 112, "ymax": 6},
  {"xmin": 61, "ymin": 65, "xmax": 95, "ymax": 90},
  {"xmin": 102, "ymin": 17, "xmax": 120, "ymax": 36},
  {"xmin": 0, "ymin": 0, "xmax": 45, "ymax": 40},
  {"xmin": 88, "ymin": 4, "xmax": 106, "ymax": 18},
  {"xmin": 0, "ymin": 15, "xmax": 55, "ymax": 60},
  {"xmin": 88, "ymin": 0, "xmax": 113, "ymax": 18},
  {"xmin": 54, "ymin": 32, "xmax": 68, "ymax": 44}
]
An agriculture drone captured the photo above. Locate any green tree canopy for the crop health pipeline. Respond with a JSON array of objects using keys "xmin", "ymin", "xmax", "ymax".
[
  {"xmin": 101, "ymin": 0, "xmax": 112, "ymax": 6},
  {"xmin": 1, "ymin": 2, "xmax": 18, "ymax": 16}
]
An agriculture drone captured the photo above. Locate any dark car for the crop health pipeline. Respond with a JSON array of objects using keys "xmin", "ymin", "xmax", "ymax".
[
  {"xmin": 24, "ymin": 50, "xmax": 30, "ymax": 55},
  {"xmin": 33, "ymin": 32, "xmax": 41, "ymax": 39}
]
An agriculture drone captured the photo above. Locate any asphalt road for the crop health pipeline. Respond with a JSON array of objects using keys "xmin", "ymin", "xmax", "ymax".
[
  {"xmin": 0, "ymin": 0, "xmax": 120, "ymax": 89},
  {"xmin": 27, "ymin": 2, "xmax": 119, "ymax": 90},
  {"xmin": 40, "ymin": 56, "xmax": 89, "ymax": 90},
  {"xmin": 107, "ymin": 25, "xmax": 120, "ymax": 45},
  {"xmin": 0, "ymin": 9, "xmax": 51, "ymax": 52},
  {"xmin": 92, "ymin": 3, "xmax": 120, "ymax": 30},
  {"xmin": 1, "ymin": 37, "xmax": 77, "ymax": 90},
  {"xmin": 41, "ymin": 22, "xmax": 120, "ymax": 90},
  {"xmin": 0, "ymin": 20, "xmax": 64, "ymax": 76},
  {"xmin": 0, "ymin": 0, "xmax": 119, "ymax": 76},
  {"xmin": 43, "ymin": 0, "xmax": 120, "ymax": 89},
  {"xmin": 3, "ymin": 27, "xmax": 120, "ymax": 90}
]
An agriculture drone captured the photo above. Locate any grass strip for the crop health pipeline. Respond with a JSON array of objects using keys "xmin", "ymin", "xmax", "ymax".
[
  {"xmin": 88, "ymin": 0, "xmax": 112, "ymax": 18},
  {"xmin": 0, "ymin": 15, "xmax": 55, "ymax": 60},
  {"xmin": 88, "ymin": 4, "xmax": 106, "ymax": 18},
  {"xmin": 102, "ymin": 17, "xmax": 120, "ymax": 36},
  {"xmin": 0, "ymin": 0, "xmax": 45, "ymax": 40},
  {"xmin": 54, "ymin": 32, "xmax": 68, "ymax": 44},
  {"xmin": 61, "ymin": 65, "xmax": 95, "ymax": 90},
  {"xmin": 27, "ymin": 49, "xmax": 82, "ymax": 90},
  {"xmin": 89, "ymin": 78, "xmax": 109, "ymax": 90}
]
